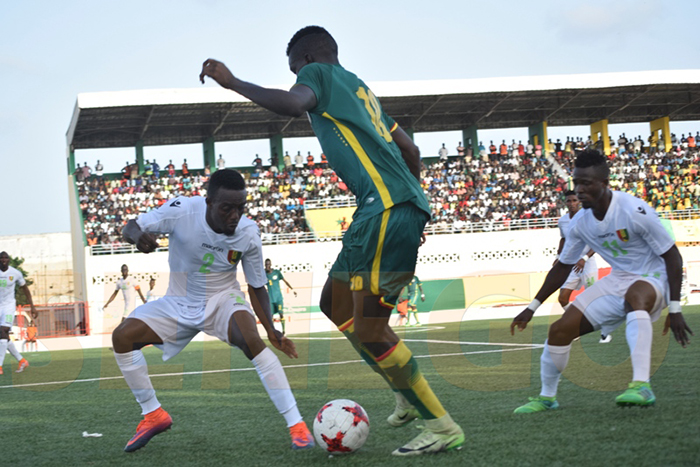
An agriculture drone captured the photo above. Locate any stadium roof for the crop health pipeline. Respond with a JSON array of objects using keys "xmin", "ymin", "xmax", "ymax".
[{"xmin": 67, "ymin": 69, "xmax": 700, "ymax": 150}]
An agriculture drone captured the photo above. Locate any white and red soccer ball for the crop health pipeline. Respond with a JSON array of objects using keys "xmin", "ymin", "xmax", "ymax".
[{"xmin": 313, "ymin": 399, "xmax": 370, "ymax": 453}]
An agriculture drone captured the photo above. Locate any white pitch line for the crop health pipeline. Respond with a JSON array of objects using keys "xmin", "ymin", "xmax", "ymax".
[
  {"xmin": 0, "ymin": 346, "xmax": 536, "ymax": 390},
  {"xmin": 296, "ymin": 336, "xmax": 542, "ymax": 348}
]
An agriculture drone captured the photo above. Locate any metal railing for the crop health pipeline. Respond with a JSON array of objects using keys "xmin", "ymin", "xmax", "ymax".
[
  {"xmin": 88, "ymin": 208, "xmax": 700, "ymax": 255},
  {"xmin": 17, "ymin": 303, "xmax": 89, "ymax": 338},
  {"xmin": 304, "ymin": 197, "xmax": 357, "ymax": 210}
]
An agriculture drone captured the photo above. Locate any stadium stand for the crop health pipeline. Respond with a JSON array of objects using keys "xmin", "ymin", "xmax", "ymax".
[{"xmin": 75, "ymin": 130, "xmax": 700, "ymax": 250}]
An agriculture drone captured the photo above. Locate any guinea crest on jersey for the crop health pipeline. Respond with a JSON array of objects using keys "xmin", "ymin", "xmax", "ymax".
[
  {"xmin": 0, "ymin": 266, "xmax": 26, "ymax": 312},
  {"xmin": 560, "ymin": 191, "xmax": 675, "ymax": 277},
  {"xmin": 136, "ymin": 196, "xmax": 267, "ymax": 304}
]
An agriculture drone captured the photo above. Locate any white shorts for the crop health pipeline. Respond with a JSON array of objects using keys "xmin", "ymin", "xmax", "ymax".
[
  {"xmin": 127, "ymin": 289, "xmax": 253, "ymax": 361},
  {"xmin": 561, "ymin": 257, "xmax": 598, "ymax": 291},
  {"xmin": 571, "ymin": 270, "xmax": 669, "ymax": 336}
]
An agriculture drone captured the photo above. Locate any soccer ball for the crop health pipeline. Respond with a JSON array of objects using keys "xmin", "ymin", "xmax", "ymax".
[{"xmin": 313, "ymin": 399, "xmax": 370, "ymax": 453}]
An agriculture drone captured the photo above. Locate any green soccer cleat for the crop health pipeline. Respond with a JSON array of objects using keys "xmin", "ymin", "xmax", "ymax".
[
  {"xmin": 392, "ymin": 424, "xmax": 465, "ymax": 456},
  {"xmin": 513, "ymin": 396, "xmax": 559, "ymax": 414},
  {"xmin": 387, "ymin": 405, "xmax": 421, "ymax": 427},
  {"xmin": 616, "ymin": 382, "xmax": 656, "ymax": 407}
]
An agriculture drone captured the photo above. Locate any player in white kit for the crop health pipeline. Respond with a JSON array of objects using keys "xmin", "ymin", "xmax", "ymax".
[
  {"xmin": 511, "ymin": 150, "xmax": 693, "ymax": 413},
  {"xmin": 556, "ymin": 191, "xmax": 609, "ymax": 343},
  {"xmin": 112, "ymin": 169, "xmax": 314, "ymax": 452},
  {"xmin": 0, "ymin": 251, "xmax": 36, "ymax": 374},
  {"xmin": 104, "ymin": 264, "xmax": 147, "ymax": 321}
]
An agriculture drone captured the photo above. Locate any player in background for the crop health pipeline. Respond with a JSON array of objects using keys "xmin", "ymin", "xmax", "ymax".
[
  {"xmin": 104, "ymin": 264, "xmax": 147, "ymax": 322},
  {"xmin": 405, "ymin": 276, "xmax": 425, "ymax": 326},
  {"xmin": 145, "ymin": 277, "xmax": 158, "ymax": 302},
  {"xmin": 511, "ymin": 150, "xmax": 693, "ymax": 413},
  {"xmin": 22, "ymin": 320, "xmax": 38, "ymax": 353},
  {"xmin": 555, "ymin": 191, "xmax": 609, "ymax": 343},
  {"xmin": 112, "ymin": 169, "xmax": 313, "ymax": 453},
  {"xmin": 200, "ymin": 26, "xmax": 464, "ymax": 456},
  {"xmin": 264, "ymin": 259, "xmax": 296, "ymax": 335},
  {"xmin": 0, "ymin": 251, "xmax": 35, "ymax": 374}
]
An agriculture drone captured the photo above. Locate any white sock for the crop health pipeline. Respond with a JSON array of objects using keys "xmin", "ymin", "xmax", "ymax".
[
  {"xmin": 540, "ymin": 341, "xmax": 571, "ymax": 398},
  {"xmin": 0, "ymin": 339, "xmax": 9, "ymax": 366},
  {"xmin": 114, "ymin": 350, "xmax": 160, "ymax": 415},
  {"xmin": 7, "ymin": 341, "xmax": 22, "ymax": 361},
  {"xmin": 394, "ymin": 390, "xmax": 411, "ymax": 408},
  {"xmin": 625, "ymin": 311, "xmax": 652, "ymax": 382},
  {"xmin": 252, "ymin": 347, "xmax": 302, "ymax": 427}
]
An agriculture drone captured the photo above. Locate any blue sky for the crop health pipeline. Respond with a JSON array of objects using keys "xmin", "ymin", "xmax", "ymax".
[{"xmin": 1, "ymin": 0, "xmax": 698, "ymax": 236}]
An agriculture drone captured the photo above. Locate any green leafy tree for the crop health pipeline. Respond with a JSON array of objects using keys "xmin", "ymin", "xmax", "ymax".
[{"xmin": 9, "ymin": 256, "xmax": 33, "ymax": 306}]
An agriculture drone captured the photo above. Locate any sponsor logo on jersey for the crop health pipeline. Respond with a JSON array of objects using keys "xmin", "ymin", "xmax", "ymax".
[
  {"xmin": 201, "ymin": 242, "xmax": 224, "ymax": 252},
  {"xmin": 227, "ymin": 250, "xmax": 242, "ymax": 265},
  {"xmin": 616, "ymin": 229, "xmax": 629, "ymax": 242},
  {"xmin": 170, "ymin": 200, "xmax": 181, "ymax": 208},
  {"xmin": 636, "ymin": 206, "xmax": 647, "ymax": 215}
]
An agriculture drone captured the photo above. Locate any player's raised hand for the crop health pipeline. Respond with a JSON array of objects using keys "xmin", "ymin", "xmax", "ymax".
[
  {"xmin": 200, "ymin": 59, "xmax": 235, "ymax": 89},
  {"xmin": 268, "ymin": 329, "xmax": 298, "ymax": 359},
  {"xmin": 135, "ymin": 231, "xmax": 159, "ymax": 254},
  {"xmin": 511, "ymin": 308, "xmax": 535, "ymax": 335},
  {"xmin": 662, "ymin": 313, "xmax": 694, "ymax": 348}
]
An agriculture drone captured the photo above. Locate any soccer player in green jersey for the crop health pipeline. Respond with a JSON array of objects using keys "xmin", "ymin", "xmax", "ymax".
[
  {"xmin": 201, "ymin": 26, "xmax": 464, "ymax": 456},
  {"xmin": 405, "ymin": 276, "xmax": 425, "ymax": 326},
  {"xmin": 265, "ymin": 259, "xmax": 297, "ymax": 334}
]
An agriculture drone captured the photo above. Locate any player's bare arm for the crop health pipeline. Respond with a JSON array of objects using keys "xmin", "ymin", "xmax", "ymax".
[
  {"xmin": 20, "ymin": 284, "xmax": 37, "ymax": 318},
  {"xmin": 137, "ymin": 287, "xmax": 147, "ymax": 305},
  {"xmin": 553, "ymin": 238, "xmax": 565, "ymax": 266},
  {"xmin": 572, "ymin": 249, "xmax": 594, "ymax": 273},
  {"xmin": 511, "ymin": 261, "xmax": 574, "ymax": 335},
  {"xmin": 392, "ymin": 125, "xmax": 421, "ymax": 180},
  {"xmin": 104, "ymin": 289, "xmax": 118, "ymax": 308},
  {"xmin": 199, "ymin": 59, "xmax": 317, "ymax": 117},
  {"xmin": 282, "ymin": 278, "xmax": 297, "ymax": 297},
  {"xmin": 122, "ymin": 220, "xmax": 159, "ymax": 253},
  {"xmin": 248, "ymin": 285, "xmax": 298, "ymax": 359},
  {"xmin": 660, "ymin": 245, "xmax": 694, "ymax": 347}
]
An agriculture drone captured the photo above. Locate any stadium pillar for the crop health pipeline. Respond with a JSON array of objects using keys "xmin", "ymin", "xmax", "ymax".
[
  {"xmin": 135, "ymin": 140, "xmax": 145, "ymax": 174},
  {"xmin": 650, "ymin": 116, "xmax": 672, "ymax": 152},
  {"xmin": 462, "ymin": 126, "xmax": 478, "ymax": 155},
  {"xmin": 203, "ymin": 137, "xmax": 216, "ymax": 171},
  {"xmin": 528, "ymin": 122, "xmax": 548, "ymax": 149},
  {"xmin": 270, "ymin": 134, "xmax": 284, "ymax": 170},
  {"xmin": 590, "ymin": 119, "xmax": 611, "ymax": 155},
  {"xmin": 67, "ymin": 147, "xmax": 75, "ymax": 175}
]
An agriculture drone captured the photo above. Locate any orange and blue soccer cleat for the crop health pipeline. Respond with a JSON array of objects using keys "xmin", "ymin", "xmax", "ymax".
[
  {"xmin": 15, "ymin": 359, "xmax": 29, "ymax": 373},
  {"xmin": 289, "ymin": 421, "xmax": 315, "ymax": 450},
  {"xmin": 124, "ymin": 407, "xmax": 173, "ymax": 452}
]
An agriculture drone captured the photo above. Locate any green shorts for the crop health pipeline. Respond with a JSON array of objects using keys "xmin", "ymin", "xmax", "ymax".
[
  {"xmin": 330, "ymin": 203, "xmax": 429, "ymax": 306},
  {"xmin": 270, "ymin": 300, "xmax": 284, "ymax": 315}
]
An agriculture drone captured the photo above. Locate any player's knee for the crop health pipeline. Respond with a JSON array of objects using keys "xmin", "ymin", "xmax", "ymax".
[
  {"xmin": 228, "ymin": 328, "xmax": 261, "ymax": 360},
  {"xmin": 548, "ymin": 320, "xmax": 576, "ymax": 345},
  {"xmin": 111, "ymin": 322, "xmax": 131, "ymax": 352}
]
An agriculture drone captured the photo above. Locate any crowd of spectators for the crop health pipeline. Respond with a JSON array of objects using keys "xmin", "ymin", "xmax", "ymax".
[{"xmin": 75, "ymin": 130, "xmax": 700, "ymax": 246}]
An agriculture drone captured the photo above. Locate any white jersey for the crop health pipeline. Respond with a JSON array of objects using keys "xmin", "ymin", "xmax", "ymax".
[
  {"xmin": 137, "ymin": 196, "xmax": 267, "ymax": 305},
  {"xmin": 558, "ymin": 212, "xmax": 591, "ymax": 253},
  {"xmin": 560, "ymin": 191, "xmax": 674, "ymax": 278},
  {"xmin": 0, "ymin": 266, "xmax": 25, "ymax": 314},
  {"xmin": 115, "ymin": 276, "xmax": 139, "ymax": 314}
]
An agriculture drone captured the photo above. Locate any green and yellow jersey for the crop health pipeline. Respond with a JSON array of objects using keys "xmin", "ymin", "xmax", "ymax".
[
  {"xmin": 266, "ymin": 269, "xmax": 284, "ymax": 305},
  {"xmin": 295, "ymin": 63, "xmax": 429, "ymax": 221}
]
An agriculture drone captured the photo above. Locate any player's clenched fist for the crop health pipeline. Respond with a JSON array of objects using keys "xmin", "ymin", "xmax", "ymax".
[
  {"xmin": 135, "ymin": 231, "xmax": 159, "ymax": 254},
  {"xmin": 200, "ymin": 59, "xmax": 235, "ymax": 89}
]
